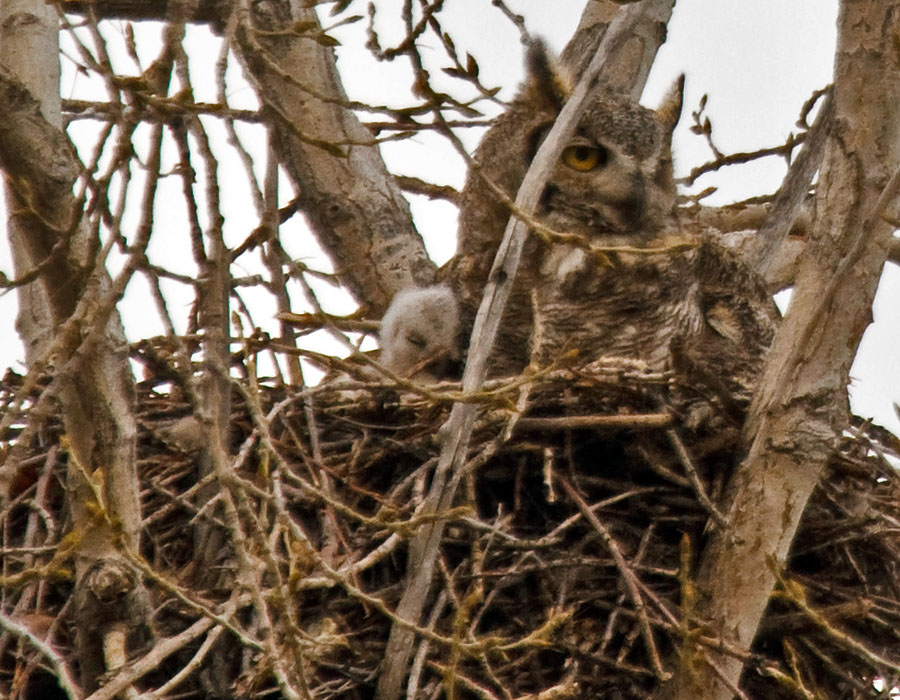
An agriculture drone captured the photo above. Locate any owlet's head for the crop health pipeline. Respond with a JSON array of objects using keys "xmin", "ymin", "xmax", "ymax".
[{"xmin": 380, "ymin": 285, "xmax": 461, "ymax": 382}]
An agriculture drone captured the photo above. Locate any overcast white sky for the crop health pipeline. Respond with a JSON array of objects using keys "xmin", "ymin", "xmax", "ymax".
[{"xmin": 2, "ymin": 0, "xmax": 898, "ymax": 433}]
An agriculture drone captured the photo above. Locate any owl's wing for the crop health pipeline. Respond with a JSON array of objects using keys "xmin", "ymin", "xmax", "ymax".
[{"xmin": 697, "ymin": 238, "xmax": 780, "ymax": 341}]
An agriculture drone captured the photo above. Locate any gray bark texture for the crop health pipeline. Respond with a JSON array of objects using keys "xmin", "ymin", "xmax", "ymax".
[
  {"xmin": 0, "ymin": 1, "xmax": 148, "ymax": 694},
  {"xmin": 232, "ymin": 0, "xmax": 436, "ymax": 314},
  {"xmin": 560, "ymin": 0, "xmax": 673, "ymax": 98},
  {"xmin": 662, "ymin": 2, "xmax": 900, "ymax": 698},
  {"xmin": 0, "ymin": 0, "xmax": 62, "ymax": 363}
]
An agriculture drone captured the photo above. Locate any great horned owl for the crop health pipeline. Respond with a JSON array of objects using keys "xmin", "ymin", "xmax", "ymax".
[
  {"xmin": 444, "ymin": 41, "xmax": 778, "ymax": 406},
  {"xmin": 380, "ymin": 284, "xmax": 461, "ymax": 383},
  {"xmin": 456, "ymin": 46, "xmax": 680, "ymax": 260}
]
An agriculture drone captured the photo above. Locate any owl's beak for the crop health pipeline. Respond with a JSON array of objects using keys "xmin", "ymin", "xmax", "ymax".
[
  {"xmin": 538, "ymin": 182, "xmax": 559, "ymax": 213},
  {"xmin": 617, "ymin": 171, "xmax": 647, "ymax": 229}
]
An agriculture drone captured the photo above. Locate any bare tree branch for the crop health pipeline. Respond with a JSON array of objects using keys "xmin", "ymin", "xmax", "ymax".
[
  {"xmin": 755, "ymin": 93, "xmax": 831, "ymax": 279},
  {"xmin": 230, "ymin": 0, "xmax": 435, "ymax": 314},
  {"xmin": 662, "ymin": 3, "xmax": 900, "ymax": 698}
]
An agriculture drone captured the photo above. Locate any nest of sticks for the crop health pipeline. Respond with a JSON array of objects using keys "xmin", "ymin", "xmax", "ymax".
[{"xmin": 1, "ymin": 353, "xmax": 899, "ymax": 699}]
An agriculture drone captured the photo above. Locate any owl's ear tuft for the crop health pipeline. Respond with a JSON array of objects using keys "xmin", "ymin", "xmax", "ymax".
[
  {"xmin": 655, "ymin": 74, "xmax": 685, "ymax": 139},
  {"xmin": 651, "ymin": 75, "xmax": 685, "ymax": 205},
  {"xmin": 523, "ymin": 38, "xmax": 572, "ymax": 114}
]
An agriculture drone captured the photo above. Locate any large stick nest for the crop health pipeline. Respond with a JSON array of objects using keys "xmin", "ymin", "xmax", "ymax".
[{"xmin": 1, "ymin": 354, "xmax": 899, "ymax": 699}]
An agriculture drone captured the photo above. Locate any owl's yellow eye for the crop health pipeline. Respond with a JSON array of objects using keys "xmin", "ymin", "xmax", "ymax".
[{"xmin": 561, "ymin": 145, "xmax": 608, "ymax": 172}]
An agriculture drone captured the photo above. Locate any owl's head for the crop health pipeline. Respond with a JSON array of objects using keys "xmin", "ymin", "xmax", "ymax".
[
  {"xmin": 542, "ymin": 81, "xmax": 683, "ymax": 244},
  {"xmin": 379, "ymin": 285, "xmax": 461, "ymax": 382},
  {"xmin": 528, "ymin": 42, "xmax": 684, "ymax": 244},
  {"xmin": 458, "ymin": 41, "xmax": 684, "ymax": 253}
]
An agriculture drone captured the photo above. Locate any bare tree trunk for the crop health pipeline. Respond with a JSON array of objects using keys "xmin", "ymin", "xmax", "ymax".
[
  {"xmin": 0, "ymin": 3, "xmax": 148, "ymax": 693},
  {"xmin": 0, "ymin": 0, "xmax": 61, "ymax": 364},
  {"xmin": 663, "ymin": 2, "xmax": 900, "ymax": 698},
  {"xmin": 562, "ymin": 0, "xmax": 674, "ymax": 98},
  {"xmin": 231, "ymin": 0, "xmax": 435, "ymax": 314}
]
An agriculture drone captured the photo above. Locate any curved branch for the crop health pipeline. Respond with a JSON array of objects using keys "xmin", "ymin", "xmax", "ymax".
[{"xmin": 662, "ymin": 3, "xmax": 900, "ymax": 698}]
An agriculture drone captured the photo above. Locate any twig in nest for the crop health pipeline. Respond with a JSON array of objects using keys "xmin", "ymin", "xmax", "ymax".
[
  {"xmin": 276, "ymin": 311, "xmax": 379, "ymax": 334},
  {"xmin": 557, "ymin": 475, "xmax": 670, "ymax": 681},
  {"xmin": 635, "ymin": 444, "xmax": 691, "ymax": 488},
  {"xmin": 515, "ymin": 413, "xmax": 672, "ymax": 432},
  {"xmin": 666, "ymin": 428, "xmax": 730, "ymax": 531}
]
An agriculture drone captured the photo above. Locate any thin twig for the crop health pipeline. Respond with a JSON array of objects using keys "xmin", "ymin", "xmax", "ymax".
[
  {"xmin": 558, "ymin": 475, "xmax": 669, "ymax": 681},
  {"xmin": 665, "ymin": 428, "xmax": 730, "ymax": 531},
  {"xmin": 515, "ymin": 413, "xmax": 672, "ymax": 432}
]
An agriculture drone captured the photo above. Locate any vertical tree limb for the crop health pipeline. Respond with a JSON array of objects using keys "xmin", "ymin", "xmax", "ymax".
[
  {"xmin": 663, "ymin": 3, "xmax": 900, "ymax": 698},
  {"xmin": 0, "ymin": 3, "xmax": 147, "ymax": 692},
  {"xmin": 753, "ymin": 93, "xmax": 831, "ymax": 281},
  {"xmin": 0, "ymin": 0, "xmax": 65, "ymax": 363},
  {"xmin": 231, "ymin": 0, "xmax": 435, "ymax": 314}
]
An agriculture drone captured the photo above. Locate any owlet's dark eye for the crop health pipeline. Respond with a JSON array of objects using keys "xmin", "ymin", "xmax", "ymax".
[
  {"xmin": 406, "ymin": 332, "xmax": 427, "ymax": 349},
  {"xmin": 561, "ymin": 144, "xmax": 609, "ymax": 172}
]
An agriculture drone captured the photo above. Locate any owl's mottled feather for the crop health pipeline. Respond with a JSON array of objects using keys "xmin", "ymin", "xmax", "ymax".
[
  {"xmin": 440, "ymin": 41, "xmax": 777, "ymax": 413},
  {"xmin": 536, "ymin": 238, "xmax": 777, "ymax": 399}
]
